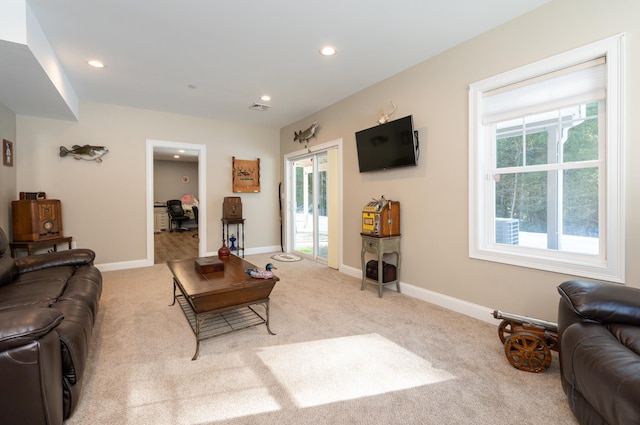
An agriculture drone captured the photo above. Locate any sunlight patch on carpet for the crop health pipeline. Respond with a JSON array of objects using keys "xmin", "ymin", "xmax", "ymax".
[
  {"xmin": 257, "ymin": 333, "xmax": 454, "ymax": 408},
  {"xmin": 124, "ymin": 354, "xmax": 282, "ymax": 424}
]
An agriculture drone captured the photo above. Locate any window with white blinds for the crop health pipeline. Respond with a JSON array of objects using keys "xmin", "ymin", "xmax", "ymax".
[
  {"xmin": 482, "ymin": 57, "xmax": 606, "ymax": 124},
  {"xmin": 468, "ymin": 34, "xmax": 625, "ymax": 282}
]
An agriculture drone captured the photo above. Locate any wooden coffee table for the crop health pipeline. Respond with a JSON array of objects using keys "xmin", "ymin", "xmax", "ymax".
[{"xmin": 168, "ymin": 255, "xmax": 278, "ymax": 360}]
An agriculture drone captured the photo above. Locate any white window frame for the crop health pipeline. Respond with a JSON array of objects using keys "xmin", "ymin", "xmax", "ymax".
[{"xmin": 468, "ymin": 34, "xmax": 625, "ymax": 282}]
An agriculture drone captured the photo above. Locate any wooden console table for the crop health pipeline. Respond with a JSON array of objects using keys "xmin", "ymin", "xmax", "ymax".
[
  {"xmin": 361, "ymin": 234, "xmax": 401, "ymax": 298},
  {"xmin": 10, "ymin": 236, "xmax": 73, "ymax": 258}
]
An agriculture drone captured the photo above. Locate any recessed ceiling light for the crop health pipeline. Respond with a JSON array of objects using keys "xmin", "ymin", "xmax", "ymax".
[
  {"xmin": 320, "ymin": 46, "xmax": 337, "ymax": 56},
  {"xmin": 87, "ymin": 59, "xmax": 105, "ymax": 68},
  {"xmin": 260, "ymin": 95, "xmax": 272, "ymax": 102},
  {"xmin": 179, "ymin": 149, "xmax": 185, "ymax": 153},
  {"xmin": 174, "ymin": 155, "xmax": 180, "ymax": 159}
]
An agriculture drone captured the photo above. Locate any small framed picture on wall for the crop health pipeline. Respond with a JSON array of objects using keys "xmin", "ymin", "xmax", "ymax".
[{"xmin": 3, "ymin": 139, "xmax": 13, "ymax": 167}]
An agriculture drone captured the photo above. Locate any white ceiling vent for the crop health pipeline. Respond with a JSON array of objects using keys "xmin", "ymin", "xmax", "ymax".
[{"xmin": 249, "ymin": 102, "xmax": 270, "ymax": 111}]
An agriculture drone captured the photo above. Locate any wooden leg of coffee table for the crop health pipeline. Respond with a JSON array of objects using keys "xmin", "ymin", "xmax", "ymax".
[
  {"xmin": 170, "ymin": 278, "xmax": 178, "ymax": 306},
  {"xmin": 265, "ymin": 301, "xmax": 275, "ymax": 335},
  {"xmin": 192, "ymin": 315, "xmax": 203, "ymax": 361}
]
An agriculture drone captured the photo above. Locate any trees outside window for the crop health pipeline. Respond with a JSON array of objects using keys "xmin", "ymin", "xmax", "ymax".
[{"xmin": 493, "ymin": 102, "xmax": 601, "ymax": 253}]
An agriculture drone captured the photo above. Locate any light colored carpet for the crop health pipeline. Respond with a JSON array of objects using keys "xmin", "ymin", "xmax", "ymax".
[
  {"xmin": 271, "ymin": 253, "xmax": 302, "ymax": 262},
  {"xmin": 256, "ymin": 333, "xmax": 454, "ymax": 408},
  {"xmin": 65, "ymin": 253, "xmax": 578, "ymax": 425}
]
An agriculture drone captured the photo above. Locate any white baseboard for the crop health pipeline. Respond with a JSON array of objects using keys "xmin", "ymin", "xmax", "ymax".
[
  {"xmin": 201, "ymin": 245, "xmax": 282, "ymax": 258},
  {"xmin": 96, "ymin": 251, "xmax": 497, "ymax": 326},
  {"xmin": 96, "ymin": 259, "xmax": 150, "ymax": 272},
  {"xmin": 341, "ymin": 264, "xmax": 497, "ymax": 325},
  {"xmin": 246, "ymin": 245, "xmax": 282, "ymax": 255},
  {"xmin": 96, "ymin": 245, "xmax": 283, "ymax": 272}
]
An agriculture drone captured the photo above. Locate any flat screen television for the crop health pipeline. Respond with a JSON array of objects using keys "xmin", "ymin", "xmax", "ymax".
[{"xmin": 355, "ymin": 115, "xmax": 419, "ymax": 172}]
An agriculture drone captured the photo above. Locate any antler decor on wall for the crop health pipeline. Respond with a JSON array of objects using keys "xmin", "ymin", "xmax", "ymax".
[{"xmin": 377, "ymin": 101, "xmax": 397, "ymax": 124}]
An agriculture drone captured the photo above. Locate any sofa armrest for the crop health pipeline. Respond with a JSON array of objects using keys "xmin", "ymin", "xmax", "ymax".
[
  {"xmin": 0, "ymin": 307, "xmax": 64, "ymax": 352},
  {"xmin": 14, "ymin": 249, "xmax": 96, "ymax": 274},
  {"xmin": 558, "ymin": 279, "xmax": 640, "ymax": 325}
]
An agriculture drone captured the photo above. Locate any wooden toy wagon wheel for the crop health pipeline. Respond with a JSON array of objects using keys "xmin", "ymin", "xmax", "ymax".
[
  {"xmin": 498, "ymin": 320, "xmax": 515, "ymax": 344},
  {"xmin": 504, "ymin": 332, "xmax": 552, "ymax": 373}
]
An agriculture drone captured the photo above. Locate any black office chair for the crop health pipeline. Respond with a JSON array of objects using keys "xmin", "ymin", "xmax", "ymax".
[
  {"xmin": 167, "ymin": 200, "xmax": 189, "ymax": 232},
  {"xmin": 191, "ymin": 205, "xmax": 198, "ymax": 238}
]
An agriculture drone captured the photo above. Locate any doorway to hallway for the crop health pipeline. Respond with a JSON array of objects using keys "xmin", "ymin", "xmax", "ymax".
[{"xmin": 146, "ymin": 139, "xmax": 207, "ymax": 266}]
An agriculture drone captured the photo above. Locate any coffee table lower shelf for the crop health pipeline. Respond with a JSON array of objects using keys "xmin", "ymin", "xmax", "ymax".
[{"xmin": 174, "ymin": 294, "xmax": 274, "ymax": 360}]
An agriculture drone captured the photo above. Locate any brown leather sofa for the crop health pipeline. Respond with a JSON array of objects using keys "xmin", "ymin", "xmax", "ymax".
[
  {"xmin": 0, "ymin": 227, "xmax": 102, "ymax": 425},
  {"xmin": 557, "ymin": 280, "xmax": 640, "ymax": 424}
]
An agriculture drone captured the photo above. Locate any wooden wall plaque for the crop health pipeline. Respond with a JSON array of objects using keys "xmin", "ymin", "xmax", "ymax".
[{"xmin": 232, "ymin": 157, "xmax": 260, "ymax": 193}]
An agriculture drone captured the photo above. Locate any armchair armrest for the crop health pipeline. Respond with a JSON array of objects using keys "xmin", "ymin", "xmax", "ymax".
[
  {"xmin": 14, "ymin": 249, "xmax": 96, "ymax": 274},
  {"xmin": 0, "ymin": 307, "xmax": 64, "ymax": 352},
  {"xmin": 558, "ymin": 279, "xmax": 640, "ymax": 325}
]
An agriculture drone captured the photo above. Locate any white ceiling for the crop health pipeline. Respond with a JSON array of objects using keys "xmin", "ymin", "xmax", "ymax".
[
  {"xmin": 154, "ymin": 147, "xmax": 199, "ymax": 162},
  {"xmin": 2, "ymin": 0, "xmax": 550, "ymax": 130}
]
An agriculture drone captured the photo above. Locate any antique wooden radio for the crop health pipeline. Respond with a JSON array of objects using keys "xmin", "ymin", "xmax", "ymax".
[
  {"xmin": 222, "ymin": 196, "xmax": 242, "ymax": 219},
  {"xmin": 19, "ymin": 191, "xmax": 46, "ymax": 200},
  {"xmin": 361, "ymin": 197, "xmax": 400, "ymax": 237},
  {"xmin": 11, "ymin": 199, "xmax": 63, "ymax": 241}
]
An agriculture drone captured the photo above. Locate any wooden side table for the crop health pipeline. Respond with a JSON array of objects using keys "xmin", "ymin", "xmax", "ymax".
[
  {"xmin": 360, "ymin": 234, "xmax": 401, "ymax": 298},
  {"xmin": 10, "ymin": 236, "xmax": 73, "ymax": 258}
]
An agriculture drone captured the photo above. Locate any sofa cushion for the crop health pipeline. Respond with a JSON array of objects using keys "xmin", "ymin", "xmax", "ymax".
[
  {"xmin": 15, "ymin": 249, "xmax": 95, "ymax": 274},
  {"xmin": 0, "ymin": 279, "xmax": 67, "ymax": 310},
  {"xmin": 0, "ymin": 255, "xmax": 18, "ymax": 288},
  {"xmin": 2, "ymin": 331, "xmax": 64, "ymax": 425},
  {"xmin": 52, "ymin": 299, "xmax": 96, "ymax": 419},
  {"xmin": 52, "ymin": 300, "xmax": 94, "ymax": 385},
  {"xmin": 0, "ymin": 254, "xmax": 17, "ymax": 289},
  {"xmin": 562, "ymin": 322, "xmax": 640, "ymax": 424},
  {"xmin": 607, "ymin": 323, "xmax": 640, "ymax": 356},
  {"xmin": 13, "ymin": 265, "xmax": 76, "ymax": 285},
  {"xmin": 0, "ymin": 228, "xmax": 18, "ymax": 287},
  {"xmin": 59, "ymin": 267, "xmax": 102, "ymax": 323},
  {"xmin": 558, "ymin": 280, "xmax": 640, "ymax": 325},
  {"xmin": 0, "ymin": 307, "xmax": 64, "ymax": 351}
]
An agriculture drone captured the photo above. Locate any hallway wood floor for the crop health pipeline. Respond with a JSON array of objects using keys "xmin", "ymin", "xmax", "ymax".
[{"xmin": 154, "ymin": 229, "xmax": 198, "ymax": 264}]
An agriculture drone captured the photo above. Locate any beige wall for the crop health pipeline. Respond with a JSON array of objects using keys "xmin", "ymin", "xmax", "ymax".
[
  {"xmin": 154, "ymin": 160, "xmax": 199, "ymax": 203},
  {"xmin": 0, "ymin": 103, "xmax": 16, "ymax": 232},
  {"xmin": 17, "ymin": 101, "xmax": 281, "ymax": 265},
  {"xmin": 280, "ymin": 0, "xmax": 640, "ymax": 321}
]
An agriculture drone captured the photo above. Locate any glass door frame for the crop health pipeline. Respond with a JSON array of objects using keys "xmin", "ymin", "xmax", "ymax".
[
  {"xmin": 284, "ymin": 139, "xmax": 343, "ymax": 268},
  {"xmin": 291, "ymin": 153, "xmax": 325, "ymax": 261}
]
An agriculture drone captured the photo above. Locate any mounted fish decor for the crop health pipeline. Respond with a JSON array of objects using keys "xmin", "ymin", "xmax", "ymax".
[
  {"xmin": 59, "ymin": 145, "xmax": 109, "ymax": 163},
  {"xmin": 294, "ymin": 122, "xmax": 318, "ymax": 147},
  {"xmin": 377, "ymin": 101, "xmax": 397, "ymax": 124}
]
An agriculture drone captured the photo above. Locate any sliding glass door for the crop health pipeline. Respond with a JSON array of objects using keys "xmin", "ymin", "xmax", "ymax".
[{"xmin": 292, "ymin": 152, "xmax": 328, "ymax": 261}]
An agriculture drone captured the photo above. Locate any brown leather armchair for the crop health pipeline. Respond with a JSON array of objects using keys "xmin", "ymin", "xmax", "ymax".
[{"xmin": 557, "ymin": 280, "xmax": 640, "ymax": 424}]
